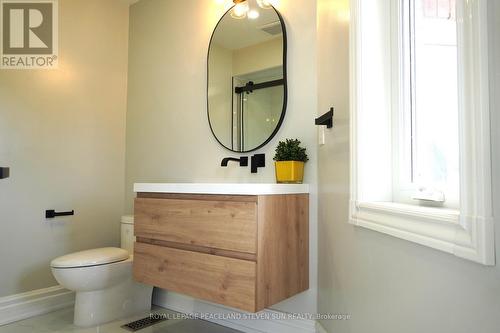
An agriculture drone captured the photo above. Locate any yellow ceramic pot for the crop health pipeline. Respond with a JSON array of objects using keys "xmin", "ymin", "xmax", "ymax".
[{"xmin": 275, "ymin": 161, "xmax": 305, "ymax": 184}]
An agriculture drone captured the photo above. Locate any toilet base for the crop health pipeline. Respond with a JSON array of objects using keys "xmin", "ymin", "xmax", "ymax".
[{"xmin": 73, "ymin": 278, "xmax": 152, "ymax": 327}]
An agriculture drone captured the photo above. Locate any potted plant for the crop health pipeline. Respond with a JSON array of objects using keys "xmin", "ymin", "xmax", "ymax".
[{"xmin": 273, "ymin": 139, "xmax": 309, "ymax": 183}]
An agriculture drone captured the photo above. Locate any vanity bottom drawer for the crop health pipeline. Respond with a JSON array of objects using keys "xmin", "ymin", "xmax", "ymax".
[{"xmin": 133, "ymin": 242, "xmax": 257, "ymax": 312}]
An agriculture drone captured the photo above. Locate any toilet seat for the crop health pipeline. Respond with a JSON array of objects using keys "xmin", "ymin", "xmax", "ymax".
[{"xmin": 50, "ymin": 247, "xmax": 129, "ymax": 269}]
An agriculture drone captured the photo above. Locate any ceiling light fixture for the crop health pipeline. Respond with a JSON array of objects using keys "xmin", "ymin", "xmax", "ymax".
[{"xmin": 231, "ymin": 0, "xmax": 249, "ymax": 19}]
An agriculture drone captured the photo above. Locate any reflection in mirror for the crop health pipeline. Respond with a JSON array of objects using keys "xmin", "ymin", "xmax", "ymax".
[{"xmin": 208, "ymin": 3, "xmax": 286, "ymax": 152}]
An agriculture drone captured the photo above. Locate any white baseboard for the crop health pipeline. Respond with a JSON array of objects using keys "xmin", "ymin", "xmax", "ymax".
[
  {"xmin": 153, "ymin": 289, "xmax": 318, "ymax": 333},
  {"xmin": 0, "ymin": 285, "xmax": 75, "ymax": 326}
]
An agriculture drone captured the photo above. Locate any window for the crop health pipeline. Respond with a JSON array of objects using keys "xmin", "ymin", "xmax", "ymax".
[
  {"xmin": 395, "ymin": 0, "xmax": 459, "ymax": 208},
  {"xmin": 349, "ymin": 0, "xmax": 494, "ymax": 264}
]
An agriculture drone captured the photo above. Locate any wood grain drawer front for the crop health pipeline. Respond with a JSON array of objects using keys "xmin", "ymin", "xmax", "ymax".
[
  {"xmin": 134, "ymin": 242, "xmax": 256, "ymax": 312},
  {"xmin": 134, "ymin": 198, "xmax": 257, "ymax": 254}
]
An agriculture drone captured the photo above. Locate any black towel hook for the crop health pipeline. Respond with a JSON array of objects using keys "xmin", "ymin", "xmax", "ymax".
[{"xmin": 315, "ymin": 107, "xmax": 334, "ymax": 128}]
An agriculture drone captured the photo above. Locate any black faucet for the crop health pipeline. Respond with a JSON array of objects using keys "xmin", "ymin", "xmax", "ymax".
[
  {"xmin": 251, "ymin": 154, "xmax": 265, "ymax": 173},
  {"xmin": 221, "ymin": 157, "xmax": 248, "ymax": 167}
]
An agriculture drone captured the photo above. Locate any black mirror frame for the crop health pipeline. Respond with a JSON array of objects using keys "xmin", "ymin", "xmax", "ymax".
[{"xmin": 207, "ymin": 5, "xmax": 288, "ymax": 153}]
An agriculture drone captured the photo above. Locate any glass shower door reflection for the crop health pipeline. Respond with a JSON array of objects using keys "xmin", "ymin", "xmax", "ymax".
[{"xmin": 241, "ymin": 85, "xmax": 283, "ymax": 151}]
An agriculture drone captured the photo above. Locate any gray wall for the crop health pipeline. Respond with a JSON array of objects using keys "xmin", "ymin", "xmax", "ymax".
[
  {"xmin": 125, "ymin": 0, "xmax": 318, "ymax": 314},
  {"xmin": 0, "ymin": 0, "xmax": 129, "ymax": 297},
  {"xmin": 317, "ymin": 1, "xmax": 500, "ymax": 332}
]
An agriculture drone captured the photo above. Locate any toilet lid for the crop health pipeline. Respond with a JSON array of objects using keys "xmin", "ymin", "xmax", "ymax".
[{"xmin": 50, "ymin": 247, "xmax": 129, "ymax": 268}]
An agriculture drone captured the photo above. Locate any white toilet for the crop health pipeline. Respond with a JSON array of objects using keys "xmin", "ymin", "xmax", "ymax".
[{"xmin": 50, "ymin": 216, "xmax": 153, "ymax": 327}]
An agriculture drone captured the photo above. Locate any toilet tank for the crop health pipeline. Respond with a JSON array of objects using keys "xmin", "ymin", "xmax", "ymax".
[{"xmin": 120, "ymin": 215, "xmax": 135, "ymax": 255}]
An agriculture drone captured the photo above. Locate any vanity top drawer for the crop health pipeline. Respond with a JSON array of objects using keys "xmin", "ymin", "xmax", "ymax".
[
  {"xmin": 134, "ymin": 242, "xmax": 256, "ymax": 312},
  {"xmin": 134, "ymin": 196, "xmax": 257, "ymax": 254}
]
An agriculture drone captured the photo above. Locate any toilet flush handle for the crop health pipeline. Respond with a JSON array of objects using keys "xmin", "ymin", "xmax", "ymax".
[{"xmin": 46, "ymin": 210, "xmax": 75, "ymax": 219}]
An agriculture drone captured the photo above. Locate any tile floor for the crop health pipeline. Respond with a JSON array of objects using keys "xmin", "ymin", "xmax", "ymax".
[{"xmin": 0, "ymin": 307, "xmax": 242, "ymax": 333}]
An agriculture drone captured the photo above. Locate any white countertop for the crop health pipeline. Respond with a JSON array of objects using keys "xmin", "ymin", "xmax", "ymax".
[{"xmin": 133, "ymin": 183, "xmax": 310, "ymax": 195}]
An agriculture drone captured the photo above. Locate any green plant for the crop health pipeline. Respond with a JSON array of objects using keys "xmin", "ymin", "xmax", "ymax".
[{"xmin": 273, "ymin": 139, "xmax": 309, "ymax": 162}]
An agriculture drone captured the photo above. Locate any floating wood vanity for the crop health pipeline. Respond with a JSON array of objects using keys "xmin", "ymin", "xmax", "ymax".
[{"xmin": 132, "ymin": 183, "xmax": 309, "ymax": 312}]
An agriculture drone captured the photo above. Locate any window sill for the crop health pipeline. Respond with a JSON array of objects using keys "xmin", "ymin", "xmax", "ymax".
[{"xmin": 349, "ymin": 200, "xmax": 494, "ymax": 265}]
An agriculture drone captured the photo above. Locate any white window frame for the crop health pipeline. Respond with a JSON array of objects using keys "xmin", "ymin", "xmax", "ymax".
[{"xmin": 349, "ymin": 0, "xmax": 495, "ymax": 265}]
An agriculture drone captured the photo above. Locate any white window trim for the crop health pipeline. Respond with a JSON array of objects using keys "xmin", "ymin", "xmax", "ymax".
[{"xmin": 349, "ymin": 0, "xmax": 495, "ymax": 265}]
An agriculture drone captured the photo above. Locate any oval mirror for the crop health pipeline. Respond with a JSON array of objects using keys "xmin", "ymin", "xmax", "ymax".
[{"xmin": 208, "ymin": 3, "xmax": 287, "ymax": 153}]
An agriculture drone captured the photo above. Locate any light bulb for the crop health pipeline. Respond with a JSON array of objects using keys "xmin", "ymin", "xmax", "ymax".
[
  {"xmin": 248, "ymin": 9, "xmax": 260, "ymax": 19},
  {"xmin": 231, "ymin": 1, "xmax": 249, "ymax": 19}
]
